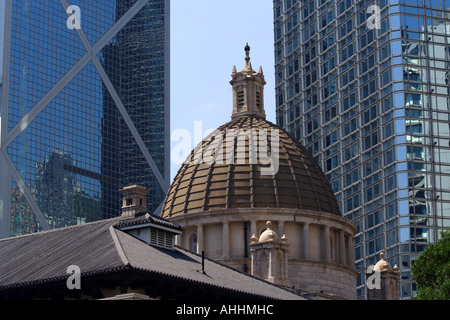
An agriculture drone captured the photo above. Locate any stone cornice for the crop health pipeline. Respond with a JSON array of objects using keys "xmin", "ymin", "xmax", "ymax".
[{"xmin": 168, "ymin": 207, "xmax": 357, "ymax": 235}]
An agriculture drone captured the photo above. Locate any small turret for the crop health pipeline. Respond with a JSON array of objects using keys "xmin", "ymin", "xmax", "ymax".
[
  {"xmin": 230, "ymin": 44, "xmax": 266, "ymax": 119},
  {"xmin": 366, "ymin": 252, "xmax": 401, "ymax": 300},
  {"xmin": 249, "ymin": 221, "xmax": 291, "ymax": 287}
]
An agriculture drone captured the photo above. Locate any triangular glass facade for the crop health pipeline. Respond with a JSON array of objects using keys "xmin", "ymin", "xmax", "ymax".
[{"xmin": 0, "ymin": 0, "xmax": 170, "ymax": 237}]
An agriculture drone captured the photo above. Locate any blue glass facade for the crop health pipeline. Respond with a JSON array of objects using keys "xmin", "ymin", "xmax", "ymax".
[
  {"xmin": 0, "ymin": 1, "xmax": 170, "ymax": 237},
  {"xmin": 274, "ymin": 0, "xmax": 450, "ymax": 299}
]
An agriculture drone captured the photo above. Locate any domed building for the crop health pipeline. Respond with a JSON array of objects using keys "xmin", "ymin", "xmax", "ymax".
[{"xmin": 162, "ymin": 45, "xmax": 358, "ymax": 300}]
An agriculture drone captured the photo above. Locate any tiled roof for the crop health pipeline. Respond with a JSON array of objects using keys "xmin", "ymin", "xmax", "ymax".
[
  {"xmin": 0, "ymin": 217, "xmax": 305, "ymax": 300},
  {"xmin": 114, "ymin": 211, "xmax": 182, "ymax": 231},
  {"xmin": 162, "ymin": 116, "xmax": 341, "ymax": 218}
]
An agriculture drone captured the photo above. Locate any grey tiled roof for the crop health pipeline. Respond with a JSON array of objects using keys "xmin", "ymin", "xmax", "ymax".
[
  {"xmin": 115, "ymin": 212, "xmax": 182, "ymax": 231},
  {"xmin": 0, "ymin": 217, "xmax": 305, "ymax": 300},
  {"xmin": 0, "ymin": 218, "xmax": 123, "ymax": 290}
]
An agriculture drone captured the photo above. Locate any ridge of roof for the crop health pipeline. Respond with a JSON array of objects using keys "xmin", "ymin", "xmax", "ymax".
[
  {"xmin": 109, "ymin": 226, "xmax": 130, "ymax": 266},
  {"xmin": 0, "ymin": 211, "xmax": 181, "ymax": 245},
  {"xmin": 114, "ymin": 211, "xmax": 182, "ymax": 231},
  {"xmin": 0, "ymin": 217, "xmax": 122, "ymax": 243}
]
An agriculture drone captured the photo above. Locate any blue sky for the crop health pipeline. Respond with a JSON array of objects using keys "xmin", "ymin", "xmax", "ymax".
[{"xmin": 170, "ymin": 0, "xmax": 276, "ymax": 180}]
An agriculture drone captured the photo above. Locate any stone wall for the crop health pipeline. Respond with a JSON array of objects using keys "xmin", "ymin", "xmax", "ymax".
[{"xmin": 289, "ymin": 259, "xmax": 357, "ymax": 300}]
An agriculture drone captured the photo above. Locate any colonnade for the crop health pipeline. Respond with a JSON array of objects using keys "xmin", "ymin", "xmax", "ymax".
[{"xmin": 180, "ymin": 219, "xmax": 355, "ymax": 268}]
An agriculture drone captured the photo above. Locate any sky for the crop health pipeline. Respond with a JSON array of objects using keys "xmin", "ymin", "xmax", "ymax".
[{"xmin": 170, "ymin": 0, "xmax": 275, "ymax": 181}]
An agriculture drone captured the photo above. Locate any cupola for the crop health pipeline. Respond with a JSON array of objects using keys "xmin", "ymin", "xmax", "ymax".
[
  {"xmin": 118, "ymin": 185, "xmax": 182, "ymax": 251},
  {"xmin": 230, "ymin": 43, "xmax": 266, "ymax": 119}
]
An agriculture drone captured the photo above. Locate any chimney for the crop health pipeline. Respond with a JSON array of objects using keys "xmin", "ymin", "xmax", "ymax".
[{"xmin": 119, "ymin": 185, "xmax": 149, "ymax": 218}]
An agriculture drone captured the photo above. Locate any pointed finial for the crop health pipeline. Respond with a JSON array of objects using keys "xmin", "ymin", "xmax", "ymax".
[
  {"xmin": 244, "ymin": 43, "xmax": 251, "ymax": 69},
  {"xmin": 245, "ymin": 42, "xmax": 250, "ymax": 54},
  {"xmin": 258, "ymin": 66, "xmax": 263, "ymax": 75},
  {"xmin": 232, "ymin": 65, "xmax": 236, "ymax": 75}
]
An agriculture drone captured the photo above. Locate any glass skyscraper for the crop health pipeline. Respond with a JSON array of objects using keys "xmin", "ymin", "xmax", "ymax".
[
  {"xmin": 274, "ymin": 0, "xmax": 450, "ymax": 299},
  {"xmin": 0, "ymin": 0, "xmax": 170, "ymax": 238}
]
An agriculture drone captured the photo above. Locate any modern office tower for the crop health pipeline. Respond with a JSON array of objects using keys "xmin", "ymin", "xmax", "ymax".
[
  {"xmin": 0, "ymin": 0, "xmax": 170, "ymax": 238},
  {"xmin": 274, "ymin": 0, "xmax": 450, "ymax": 299}
]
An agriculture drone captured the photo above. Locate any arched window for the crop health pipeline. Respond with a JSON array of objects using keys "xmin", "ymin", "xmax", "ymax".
[
  {"xmin": 256, "ymin": 90, "xmax": 262, "ymax": 110},
  {"xmin": 237, "ymin": 90, "xmax": 245, "ymax": 110}
]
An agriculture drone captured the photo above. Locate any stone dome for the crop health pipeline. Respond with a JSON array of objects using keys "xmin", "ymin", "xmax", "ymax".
[{"xmin": 162, "ymin": 115, "xmax": 341, "ymax": 218}]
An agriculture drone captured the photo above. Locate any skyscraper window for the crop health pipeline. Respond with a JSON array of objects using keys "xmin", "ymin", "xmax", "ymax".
[
  {"xmin": 0, "ymin": 0, "xmax": 170, "ymax": 237},
  {"xmin": 274, "ymin": 0, "xmax": 450, "ymax": 299}
]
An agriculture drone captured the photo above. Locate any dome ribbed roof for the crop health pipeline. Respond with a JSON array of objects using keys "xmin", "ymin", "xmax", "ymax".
[{"xmin": 162, "ymin": 116, "xmax": 341, "ymax": 218}]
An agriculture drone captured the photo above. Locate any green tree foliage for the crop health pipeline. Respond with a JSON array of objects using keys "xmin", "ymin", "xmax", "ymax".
[{"xmin": 412, "ymin": 230, "xmax": 450, "ymax": 300}]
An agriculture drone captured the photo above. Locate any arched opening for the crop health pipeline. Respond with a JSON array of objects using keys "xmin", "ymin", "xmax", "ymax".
[{"xmin": 237, "ymin": 90, "xmax": 245, "ymax": 110}]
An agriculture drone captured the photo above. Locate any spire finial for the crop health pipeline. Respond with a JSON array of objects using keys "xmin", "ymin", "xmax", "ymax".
[{"xmin": 245, "ymin": 43, "xmax": 251, "ymax": 68}]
